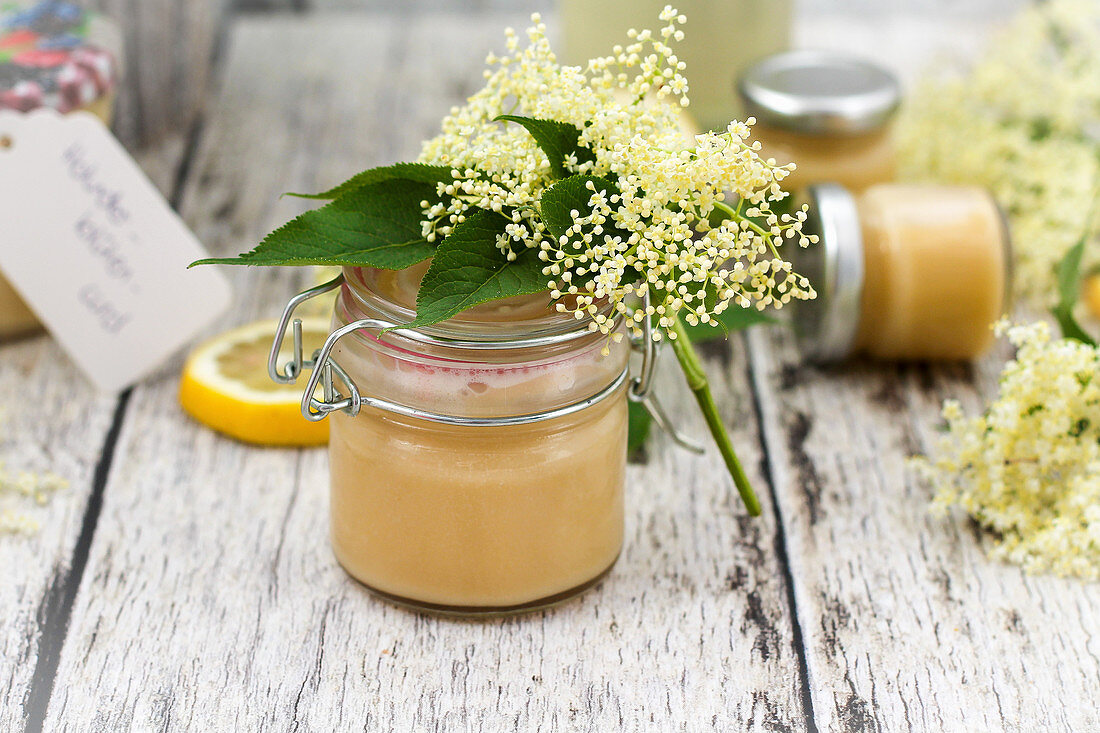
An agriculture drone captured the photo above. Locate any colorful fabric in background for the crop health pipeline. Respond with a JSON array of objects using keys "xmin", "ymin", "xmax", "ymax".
[{"xmin": 0, "ymin": 1, "xmax": 117, "ymax": 113}]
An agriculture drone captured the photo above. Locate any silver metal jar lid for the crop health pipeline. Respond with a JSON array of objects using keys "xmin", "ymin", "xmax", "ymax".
[
  {"xmin": 738, "ymin": 51, "xmax": 901, "ymax": 135},
  {"xmin": 787, "ymin": 183, "xmax": 865, "ymax": 363}
]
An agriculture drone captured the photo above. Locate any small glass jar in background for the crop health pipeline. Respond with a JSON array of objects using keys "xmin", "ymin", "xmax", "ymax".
[
  {"xmin": 559, "ymin": 0, "xmax": 793, "ymax": 132},
  {"xmin": 789, "ymin": 183, "xmax": 1011, "ymax": 363},
  {"xmin": 275, "ymin": 267, "xmax": 631, "ymax": 615},
  {"xmin": 738, "ymin": 51, "xmax": 901, "ymax": 193},
  {"xmin": 0, "ymin": 1, "xmax": 122, "ymax": 340}
]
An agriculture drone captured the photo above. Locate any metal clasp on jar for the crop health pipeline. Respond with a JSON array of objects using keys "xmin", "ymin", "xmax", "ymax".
[{"xmin": 269, "ymin": 275, "xmax": 703, "ymax": 452}]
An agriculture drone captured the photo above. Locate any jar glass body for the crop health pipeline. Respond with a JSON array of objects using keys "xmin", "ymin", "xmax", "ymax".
[
  {"xmin": 326, "ymin": 267, "xmax": 631, "ymax": 614},
  {"xmin": 853, "ymin": 184, "xmax": 1009, "ymax": 360},
  {"xmin": 751, "ymin": 123, "xmax": 895, "ymax": 193}
]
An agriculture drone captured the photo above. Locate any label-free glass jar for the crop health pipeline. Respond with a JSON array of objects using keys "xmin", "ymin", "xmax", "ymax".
[
  {"xmin": 738, "ymin": 51, "xmax": 901, "ymax": 193},
  {"xmin": 789, "ymin": 183, "xmax": 1011, "ymax": 362},
  {"xmin": 273, "ymin": 267, "xmax": 632, "ymax": 615},
  {"xmin": 0, "ymin": 1, "xmax": 121, "ymax": 339}
]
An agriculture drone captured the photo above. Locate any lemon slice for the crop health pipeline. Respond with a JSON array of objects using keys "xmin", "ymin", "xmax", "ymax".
[{"xmin": 179, "ymin": 318, "xmax": 332, "ymax": 447}]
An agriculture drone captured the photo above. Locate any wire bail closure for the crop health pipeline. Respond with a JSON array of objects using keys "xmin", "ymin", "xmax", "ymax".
[
  {"xmin": 269, "ymin": 275, "xmax": 703, "ymax": 452},
  {"xmin": 626, "ymin": 290, "xmax": 705, "ymax": 455}
]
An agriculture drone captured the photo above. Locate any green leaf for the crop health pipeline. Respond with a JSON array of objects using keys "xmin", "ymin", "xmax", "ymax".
[
  {"xmin": 627, "ymin": 401, "xmax": 652, "ymax": 457},
  {"xmin": 680, "ymin": 307, "xmax": 776, "ymax": 342},
  {"xmin": 191, "ymin": 179, "xmax": 435, "ymax": 269},
  {"xmin": 496, "ymin": 115, "xmax": 596, "ymax": 179},
  {"xmin": 1052, "ymin": 207, "xmax": 1098, "ymax": 347},
  {"xmin": 539, "ymin": 174, "xmax": 620, "ymax": 238},
  {"xmin": 403, "ymin": 209, "xmax": 548, "ymax": 329},
  {"xmin": 287, "ymin": 163, "xmax": 453, "ymax": 200}
]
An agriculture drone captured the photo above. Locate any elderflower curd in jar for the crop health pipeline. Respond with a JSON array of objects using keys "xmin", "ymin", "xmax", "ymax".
[
  {"xmin": 738, "ymin": 51, "xmax": 901, "ymax": 193},
  {"xmin": 790, "ymin": 183, "xmax": 1011, "ymax": 362},
  {"xmin": 317, "ymin": 266, "xmax": 630, "ymax": 614}
]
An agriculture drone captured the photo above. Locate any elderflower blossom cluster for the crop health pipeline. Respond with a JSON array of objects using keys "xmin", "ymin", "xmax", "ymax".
[
  {"xmin": 896, "ymin": 0, "xmax": 1100, "ymax": 304},
  {"xmin": 0, "ymin": 460, "xmax": 69, "ymax": 535},
  {"xmin": 417, "ymin": 8, "xmax": 816, "ymax": 340},
  {"xmin": 914, "ymin": 321, "xmax": 1100, "ymax": 580}
]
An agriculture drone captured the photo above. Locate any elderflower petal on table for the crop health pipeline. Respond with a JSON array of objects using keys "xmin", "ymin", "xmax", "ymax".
[
  {"xmin": 0, "ymin": 459, "xmax": 69, "ymax": 536},
  {"xmin": 416, "ymin": 8, "xmax": 816, "ymax": 341},
  {"xmin": 915, "ymin": 321, "xmax": 1100, "ymax": 580}
]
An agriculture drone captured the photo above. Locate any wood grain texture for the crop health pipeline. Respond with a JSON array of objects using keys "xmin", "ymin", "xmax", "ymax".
[
  {"xmin": 0, "ymin": 137, "xmax": 186, "ymax": 731},
  {"xmin": 0, "ymin": 337, "xmax": 119, "ymax": 733},
  {"xmin": 43, "ymin": 15, "xmax": 807, "ymax": 731},
  {"xmin": 792, "ymin": 12, "xmax": 1006, "ymax": 87},
  {"xmin": 768, "ymin": 15, "xmax": 1100, "ymax": 730},
  {"xmin": 289, "ymin": 0, "xmax": 1028, "ymax": 17},
  {"xmin": 748, "ymin": 329, "xmax": 1100, "ymax": 732},
  {"xmin": 76, "ymin": 0, "xmax": 229, "ymax": 148}
]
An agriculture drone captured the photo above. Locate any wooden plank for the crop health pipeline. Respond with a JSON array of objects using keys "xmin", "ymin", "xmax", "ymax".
[
  {"xmin": 750, "ymin": 12, "xmax": 1100, "ymax": 732},
  {"xmin": 0, "ymin": 340, "xmax": 120, "ymax": 733},
  {"xmin": 236, "ymin": 0, "xmax": 300, "ymax": 10},
  {"xmin": 0, "ymin": 135, "xmax": 187, "ymax": 730},
  {"xmin": 749, "ymin": 328, "xmax": 1100, "ymax": 731},
  {"xmin": 309, "ymin": 0, "xmax": 540, "ymax": 11},
  {"xmin": 792, "ymin": 13, "xmax": 1010, "ymax": 87},
  {"xmin": 82, "ymin": 0, "xmax": 229, "ymax": 148},
  {"xmin": 305, "ymin": 0, "xmax": 1024, "ymax": 15},
  {"xmin": 42, "ymin": 14, "xmax": 809, "ymax": 731}
]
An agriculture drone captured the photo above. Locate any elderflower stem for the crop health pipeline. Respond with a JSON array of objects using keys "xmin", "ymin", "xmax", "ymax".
[{"xmin": 668, "ymin": 315, "xmax": 762, "ymax": 517}]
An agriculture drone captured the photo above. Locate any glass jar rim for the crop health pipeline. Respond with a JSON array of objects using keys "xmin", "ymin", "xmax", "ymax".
[{"xmin": 340, "ymin": 266, "xmax": 621, "ymax": 351}]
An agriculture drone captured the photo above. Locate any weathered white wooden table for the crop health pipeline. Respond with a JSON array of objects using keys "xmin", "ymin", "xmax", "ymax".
[{"xmin": 3, "ymin": 8, "xmax": 1097, "ymax": 732}]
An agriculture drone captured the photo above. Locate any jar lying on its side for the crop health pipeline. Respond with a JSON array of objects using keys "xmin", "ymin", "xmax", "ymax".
[
  {"xmin": 789, "ymin": 183, "xmax": 1011, "ymax": 362},
  {"xmin": 0, "ymin": 1, "xmax": 122, "ymax": 339},
  {"xmin": 288, "ymin": 266, "xmax": 631, "ymax": 615},
  {"xmin": 737, "ymin": 51, "xmax": 901, "ymax": 193}
]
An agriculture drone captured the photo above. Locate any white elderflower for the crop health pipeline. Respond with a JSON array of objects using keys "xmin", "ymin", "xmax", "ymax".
[
  {"xmin": 897, "ymin": 0, "xmax": 1100, "ymax": 305},
  {"xmin": 0, "ymin": 460, "xmax": 69, "ymax": 536},
  {"xmin": 417, "ymin": 7, "xmax": 816, "ymax": 340},
  {"xmin": 915, "ymin": 321, "xmax": 1100, "ymax": 580}
]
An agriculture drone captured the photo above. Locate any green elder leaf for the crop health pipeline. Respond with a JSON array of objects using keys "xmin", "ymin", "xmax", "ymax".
[
  {"xmin": 287, "ymin": 163, "xmax": 453, "ymax": 200},
  {"xmin": 539, "ymin": 174, "xmax": 621, "ymax": 238},
  {"xmin": 191, "ymin": 179, "xmax": 435, "ymax": 269},
  {"xmin": 496, "ymin": 115, "xmax": 596, "ymax": 179},
  {"xmin": 627, "ymin": 401, "xmax": 652, "ymax": 458},
  {"xmin": 1052, "ymin": 225, "xmax": 1097, "ymax": 347},
  {"xmin": 404, "ymin": 209, "xmax": 548, "ymax": 329}
]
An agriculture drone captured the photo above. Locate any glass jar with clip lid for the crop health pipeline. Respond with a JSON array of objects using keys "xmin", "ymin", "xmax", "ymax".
[{"xmin": 268, "ymin": 266, "xmax": 701, "ymax": 615}]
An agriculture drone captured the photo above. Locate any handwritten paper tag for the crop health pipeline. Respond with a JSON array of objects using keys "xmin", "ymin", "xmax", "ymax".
[{"xmin": 0, "ymin": 109, "xmax": 232, "ymax": 392}]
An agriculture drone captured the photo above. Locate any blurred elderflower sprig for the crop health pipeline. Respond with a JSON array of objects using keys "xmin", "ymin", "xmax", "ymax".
[
  {"xmin": 196, "ymin": 7, "xmax": 814, "ymax": 516},
  {"xmin": 914, "ymin": 321, "xmax": 1100, "ymax": 580},
  {"xmin": 896, "ymin": 0, "xmax": 1100, "ymax": 304},
  {"xmin": 916, "ymin": 202, "xmax": 1100, "ymax": 579}
]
